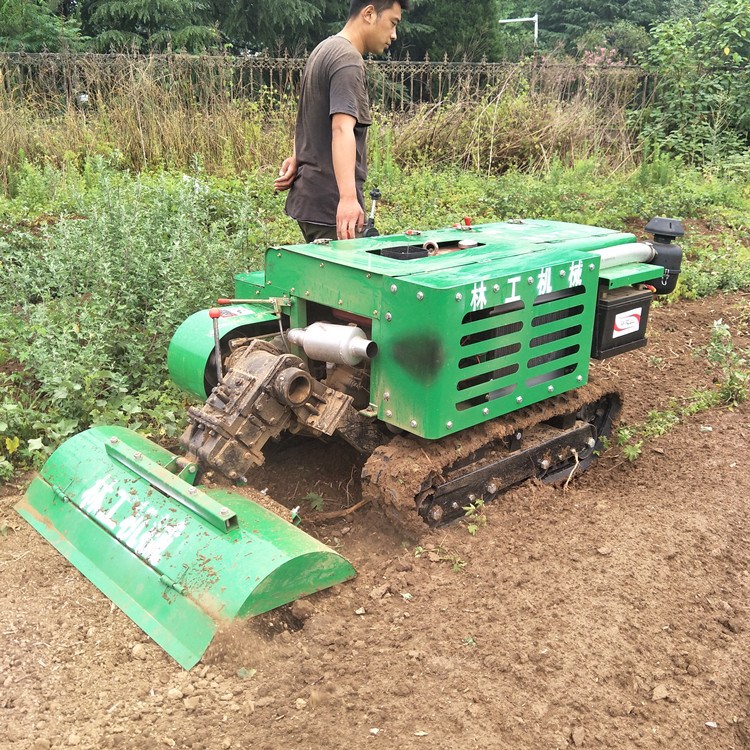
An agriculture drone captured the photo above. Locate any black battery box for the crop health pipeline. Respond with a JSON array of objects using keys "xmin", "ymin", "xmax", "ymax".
[{"xmin": 591, "ymin": 286, "xmax": 653, "ymax": 360}]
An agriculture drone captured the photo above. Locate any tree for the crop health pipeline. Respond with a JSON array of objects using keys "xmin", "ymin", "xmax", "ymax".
[
  {"xmin": 642, "ymin": 0, "xmax": 750, "ymax": 163},
  {"xmin": 396, "ymin": 0, "xmax": 501, "ymax": 61},
  {"xmin": 80, "ymin": 0, "xmax": 219, "ymax": 52},
  {"xmin": 209, "ymin": 0, "xmax": 324, "ymax": 53},
  {"xmin": 0, "ymin": 0, "xmax": 85, "ymax": 51},
  {"xmin": 499, "ymin": 0, "xmax": 680, "ymax": 56}
]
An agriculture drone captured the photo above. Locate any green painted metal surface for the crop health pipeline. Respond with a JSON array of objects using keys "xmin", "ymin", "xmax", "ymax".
[
  {"xmin": 599, "ymin": 262, "xmax": 665, "ymax": 289},
  {"xmin": 168, "ymin": 304, "xmax": 279, "ymax": 399},
  {"xmin": 246, "ymin": 219, "xmax": 640, "ymax": 439},
  {"xmin": 16, "ymin": 426, "xmax": 355, "ymax": 669}
]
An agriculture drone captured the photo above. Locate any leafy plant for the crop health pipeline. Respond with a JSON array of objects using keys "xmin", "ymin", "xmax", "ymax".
[{"xmin": 462, "ymin": 498, "xmax": 488, "ymax": 536}]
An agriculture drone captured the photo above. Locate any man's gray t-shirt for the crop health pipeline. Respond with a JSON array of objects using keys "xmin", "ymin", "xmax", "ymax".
[{"xmin": 285, "ymin": 36, "xmax": 371, "ymax": 225}]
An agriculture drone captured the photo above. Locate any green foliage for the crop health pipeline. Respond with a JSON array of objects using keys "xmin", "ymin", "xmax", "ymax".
[
  {"xmin": 642, "ymin": 0, "xmax": 750, "ymax": 165},
  {"xmin": 614, "ymin": 320, "xmax": 748, "ymax": 461},
  {"xmin": 500, "ymin": 0, "xmax": 675, "ymax": 55},
  {"xmin": 706, "ymin": 319, "xmax": 748, "ymax": 405},
  {"xmin": 210, "ymin": 0, "xmax": 323, "ymax": 53},
  {"xmin": 0, "ymin": 157, "xmax": 298, "ymax": 475},
  {"xmin": 399, "ymin": 0, "xmax": 501, "ymax": 61},
  {"xmin": 462, "ymin": 498, "xmax": 488, "ymax": 536},
  {"xmin": 577, "ymin": 20, "xmax": 652, "ymax": 62},
  {"xmin": 82, "ymin": 0, "xmax": 219, "ymax": 52},
  {"xmin": 0, "ymin": 0, "xmax": 85, "ymax": 51}
]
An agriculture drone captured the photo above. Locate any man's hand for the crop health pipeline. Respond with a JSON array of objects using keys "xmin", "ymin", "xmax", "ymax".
[
  {"xmin": 336, "ymin": 196, "xmax": 364, "ymax": 240},
  {"xmin": 274, "ymin": 155, "xmax": 298, "ymax": 192}
]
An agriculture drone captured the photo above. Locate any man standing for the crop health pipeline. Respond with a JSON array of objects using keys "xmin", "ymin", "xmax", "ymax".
[{"xmin": 274, "ymin": 1, "xmax": 407, "ymax": 242}]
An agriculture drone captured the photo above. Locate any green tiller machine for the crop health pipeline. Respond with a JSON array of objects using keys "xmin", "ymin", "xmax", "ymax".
[{"xmin": 17, "ymin": 213, "xmax": 684, "ymax": 668}]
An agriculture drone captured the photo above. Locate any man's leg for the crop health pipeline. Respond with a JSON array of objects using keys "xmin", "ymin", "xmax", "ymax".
[{"xmin": 298, "ymin": 221, "xmax": 337, "ymax": 243}]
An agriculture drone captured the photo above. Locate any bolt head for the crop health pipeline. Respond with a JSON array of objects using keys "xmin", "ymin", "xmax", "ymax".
[
  {"xmin": 587, "ymin": 437, "xmax": 597, "ymax": 448},
  {"xmin": 485, "ymin": 482, "xmax": 498, "ymax": 495},
  {"xmin": 188, "ymin": 465, "xmax": 196, "ymax": 474},
  {"xmin": 385, "ymin": 409, "xmax": 393, "ymax": 418},
  {"xmin": 548, "ymin": 385, "xmax": 554, "ymax": 392},
  {"xmin": 446, "ymin": 421, "xmax": 454, "ymax": 429},
  {"xmin": 493, "ymin": 284, "xmax": 500, "ymax": 293},
  {"xmin": 429, "ymin": 506, "xmax": 444, "ymax": 522},
  {"xmin": 219, "ymin": 507, "xmax": 231, "ymax": 517},
  {"xmin": 516, "ymin": 396, "xmax": 523, "ymax": 404},
  {"xmin": 410, "ymin": 419, "xmax": 418, "ymax": 428},
  {"xmin": 385, "ymin": 313, "xmax": 392, "ymax": 322},
  {"xmin": 188, "ymin": 486, "xmax": 197, "ymax": 495},
  {"xmin": 559, "ymin": 269, "xmax": 566, "ymax": 277},
  {"xmin": 589, "ymin": 263, "xmax": 596, "ymax": 271},
  {"xmin": 383, "ymin": 391, "xmax": 390, "ymax": 401},
  {"xmin": 109, "ymin": 436, "xmax": 119, "ymax": 445},
  {"xmin": 540, "ymin": 459, "xmax": 550, "ymax": 470},
  {"xmin": 577, "ymin": 375, "xmax": 583, "ymax": 382},
  {"xmin": 482, "ymin": 407, "xmax": 489, "ymax": 416},
  {"xmin": 527, "ymin": 277, "xmax": 534, "ymax": 285},
  {"xmin": 133, "ymin": 451, "xmax": 142, "ymax": 460},
  {"xmin": 390, "ymin": 284, "xmax": 398, "ymax": 293},
  {"xmin": 416, "ymin": 291, "xmax": 424, "ymax": 300},
  {"xmin": 455, "ymin": 293, "xmax": 463, "ymax": 301}
]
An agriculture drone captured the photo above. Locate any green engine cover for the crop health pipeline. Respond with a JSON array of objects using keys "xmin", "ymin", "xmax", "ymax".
[{"xmin": 251, "ymin": 219, "xmax": 664, "ymax": 439}]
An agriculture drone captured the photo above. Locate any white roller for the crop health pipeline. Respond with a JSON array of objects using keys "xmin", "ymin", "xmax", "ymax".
[{"xmin": 592, "ymin": 242, "xmax": 655, "ymax": 269}]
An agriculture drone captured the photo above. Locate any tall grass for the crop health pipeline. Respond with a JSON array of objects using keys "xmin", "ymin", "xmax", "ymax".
[{"xmin": 0, "ymin": 54, "xmax": 646, "ymax": 191}]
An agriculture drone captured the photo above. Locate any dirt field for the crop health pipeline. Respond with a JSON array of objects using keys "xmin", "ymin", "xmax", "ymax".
[{"xmin": 2, "ymin": 292, "xmax": 750, "ymax": 750}]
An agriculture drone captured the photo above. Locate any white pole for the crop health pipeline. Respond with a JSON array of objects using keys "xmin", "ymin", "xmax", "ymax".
[{"xmin": 498, "ymin": 13, "xmax": 539, "ymax": 48}]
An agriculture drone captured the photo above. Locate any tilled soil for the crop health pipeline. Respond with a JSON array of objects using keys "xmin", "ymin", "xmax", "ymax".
[{"xmin": 2, "ymin": 292, "xmax": 750, "ymax": 750}]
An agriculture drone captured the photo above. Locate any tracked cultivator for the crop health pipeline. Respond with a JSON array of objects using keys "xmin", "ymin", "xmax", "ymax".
[{"xmin": 18, "ymin": 214, "xmax": 683, "ymax": 667}]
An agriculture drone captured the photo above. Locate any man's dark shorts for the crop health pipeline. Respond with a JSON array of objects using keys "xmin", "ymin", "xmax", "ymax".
[{"xmin": 298, "ymin": 221, "xmax": 338, "ymax": 243}]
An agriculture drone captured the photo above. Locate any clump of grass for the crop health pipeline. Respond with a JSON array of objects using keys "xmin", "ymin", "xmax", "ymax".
[{"xmin": 616, "ymin": 320, "xmax": 748, "ymax": 461}]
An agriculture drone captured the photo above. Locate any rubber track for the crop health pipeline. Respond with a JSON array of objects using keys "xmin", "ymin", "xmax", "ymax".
[{"xmin": 361, "ymin": 380, "xmax": 620, "ymax": 539}]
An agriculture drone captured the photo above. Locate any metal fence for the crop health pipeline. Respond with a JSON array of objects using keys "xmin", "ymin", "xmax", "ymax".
[{"xmin": 0, "ymin": 51, "xmax": 650, "ymax": 113}]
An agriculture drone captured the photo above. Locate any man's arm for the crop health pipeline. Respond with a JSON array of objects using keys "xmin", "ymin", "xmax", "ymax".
[{"xmin": 331, "ymin": 112, "xmax": 364, "ymax": 240}]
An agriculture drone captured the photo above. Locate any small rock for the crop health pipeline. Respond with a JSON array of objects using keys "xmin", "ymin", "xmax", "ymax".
[
  {"xmin": 597, "ymin": 546, "xmax": 613, "ymax": 556},
  {"xmin": 219, "ymin": 692, "xmax": 234, "ymax": 701},
  {"xmin": 255, "ymin": 696, "xmax": 276, "ymax": 708},
  {"xmin": 237, "ymin": 667, "xmax": 257, "ymax": 680},
  {"xmin": 32, "ymin": 740, "xmax": 51, "ymax": 750},
  {"xmin": 167, "ymin": 688, "xmax": 183, "ymax": 700},
  {"xmin": 355, "ymin": 607, "xmax": 366, "ymax": 616},
  {"xmin": 340, "ymin": 526, "xmax": 351, "ymax": 536},
  {"xmin": 415, "ymin": 731, "xmax": 428, "ymax": 737},
  {"xmin": 651, "ymin": 684, "xmax": 669, "ymax": 701},
  {"xmin": 294, "ymin": 698, "xmax": 307, "ymax": 710},
  {"xmin": 291, "ymin": 599, "xmax": 315, "ymax": 621},
  {"xmin": 705, "ymin": 721, "xmax": 719, "ymax": 729},
  {"xmin": 131, "ymin": 644, "xmax": 147, "ymax": 661},
  {"xmin": 67, "ymin": 735, "xmax": 81, "ymax": 747},
  {"xmin": 369, "ymin": 584, "xmax": 390, "ymax": 600},
  {"xmin": 183, "ymin": 696, "xmax": 200, "ymax": 710},
  {"xmin": 85, "ymin": 627, "xmax": 96, "ymax": 640},
  {"xmin": 572, "ymin": 727, "xmax": 585, "ymax": 747},
  {"xmin": 370, "ymin": 728, "xmax": 380, "ymax": 735}
]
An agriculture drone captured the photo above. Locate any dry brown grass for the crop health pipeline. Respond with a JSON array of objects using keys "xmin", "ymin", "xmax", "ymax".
[{"xmin": 0, "ymin": 53, "xmax": 645, "ymax": 189}]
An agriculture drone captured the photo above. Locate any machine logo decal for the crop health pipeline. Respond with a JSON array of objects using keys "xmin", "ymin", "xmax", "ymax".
[
  {"xmin": 612, "ymin": 307, "xmax": 642, "ymax": 338},
  {"xmin": 470, "ymin": 280, "xmax": 488, "ymax": 312},
  {"xmin": 504, "ymin": 276, "xmax": 522, "ymax": 304},
  {"xmin": 537, "ymin": 267, "xmax": 553, "ymax": 295},
  {"xmin": 568, "ymin": 260, "xmax": 584, "ymax": 287}
]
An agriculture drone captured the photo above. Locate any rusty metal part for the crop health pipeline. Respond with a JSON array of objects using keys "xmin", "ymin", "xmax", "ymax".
[
  {"xmin": 361, "ymin": 380, "xmax": 621, "ymax": 539},
  {"xmin": 181, "ymin": 339, "xmax": 352, "ymax": 481}
]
